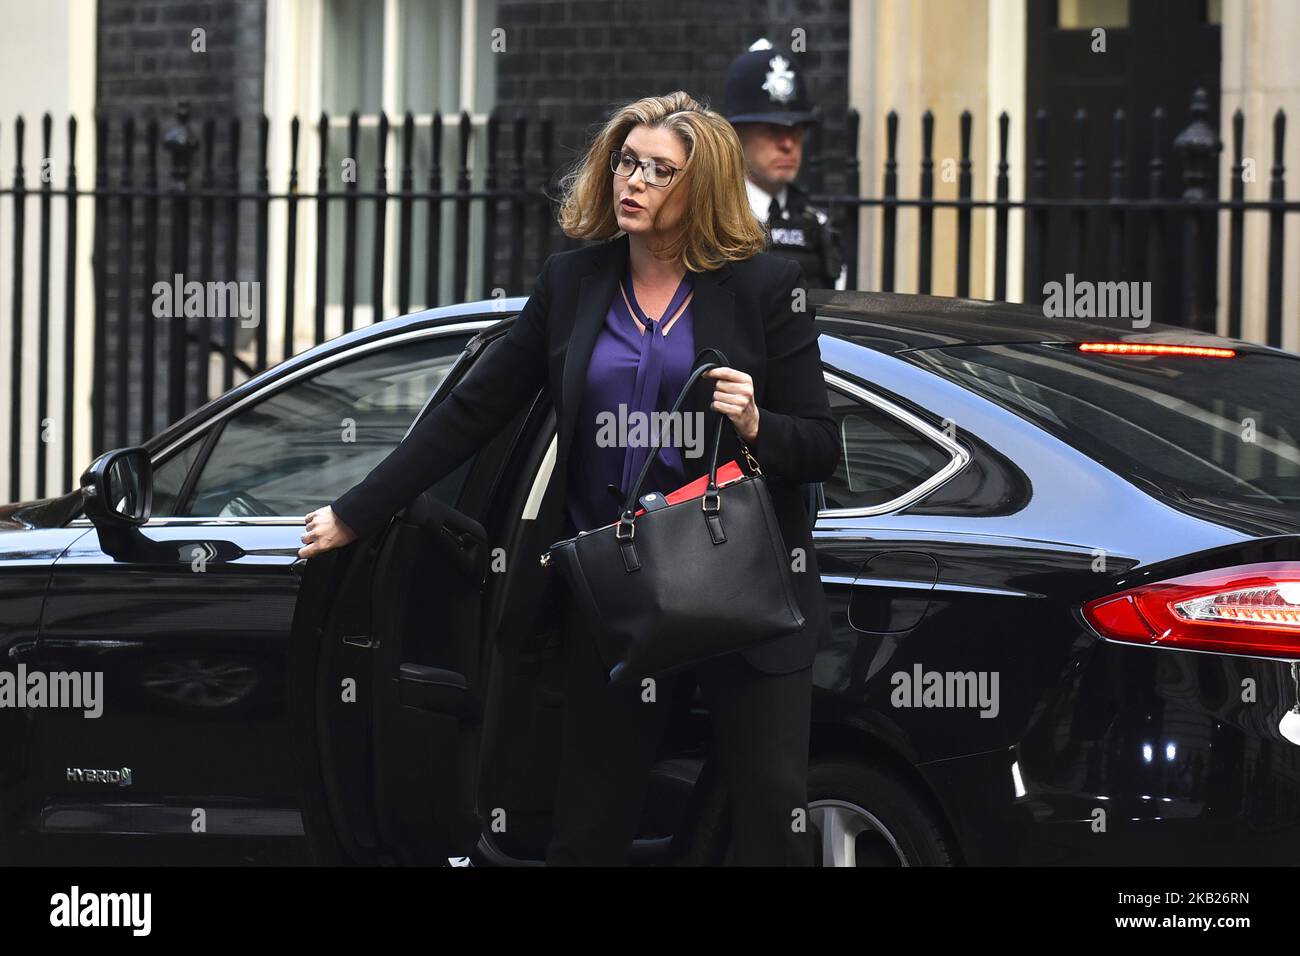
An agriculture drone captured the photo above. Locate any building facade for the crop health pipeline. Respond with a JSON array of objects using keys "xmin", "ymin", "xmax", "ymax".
[{"xmin": 1, "ymin": 0, "xmax": 1298, "ymax": 504}]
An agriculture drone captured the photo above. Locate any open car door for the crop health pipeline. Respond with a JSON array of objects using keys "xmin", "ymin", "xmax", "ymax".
[
  {"xmin": 294, "ymin": 489, "xmax": 490, "ymax": 865},
  {"xmin": 291, "ymin": 324, "xmax": 534, "ymax": 865}
]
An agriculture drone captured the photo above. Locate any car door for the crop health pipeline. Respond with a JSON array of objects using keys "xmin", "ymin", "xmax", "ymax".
[
  {"xmin": 297, "ymin": 322, "xmax": 550, "ymax": 865},
  {"xmin": 31, "ymin": 327, "xmax": 476, "ymax": 863},
  {"xmin": 814, "ymin": 371, "xmax": 968, "ymax": 638}
]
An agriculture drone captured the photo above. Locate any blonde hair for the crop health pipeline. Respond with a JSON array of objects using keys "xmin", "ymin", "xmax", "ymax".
[{"xmin": 555, "ymin": 91, "xmax": 768, "ymax": 272}]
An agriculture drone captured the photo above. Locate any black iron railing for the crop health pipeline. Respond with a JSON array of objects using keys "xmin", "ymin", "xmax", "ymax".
[{"xmin": 0, "ymin": 87, "xmax": 1295, "ymax": 504}]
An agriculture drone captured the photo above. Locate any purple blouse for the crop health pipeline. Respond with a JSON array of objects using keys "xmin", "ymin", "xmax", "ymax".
[{"xmin": 565, "ymin": 268, "xmax": 698, "ymax": 535}]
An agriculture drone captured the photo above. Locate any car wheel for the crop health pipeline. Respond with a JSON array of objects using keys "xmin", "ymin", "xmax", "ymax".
[
  {"xmin": 135, "ymin": 655, "xmax": 261, "ymax": 709},
  {"xmin": 807, "ymin": 759, "xmax": 955, "ymax": 866},
  {"xmin": 679, "ymin": 757, "xmax": 956, "ymax": 866}
]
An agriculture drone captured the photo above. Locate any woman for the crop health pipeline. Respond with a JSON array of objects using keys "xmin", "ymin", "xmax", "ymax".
[{"xmin": 298, "ymin": 91, "xmax": 840, "ymax": 866}]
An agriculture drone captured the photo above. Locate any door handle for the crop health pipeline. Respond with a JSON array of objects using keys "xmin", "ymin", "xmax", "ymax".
[{"xmin": 291, "ymin": 557, "xmax": 308, "ymax": 579}]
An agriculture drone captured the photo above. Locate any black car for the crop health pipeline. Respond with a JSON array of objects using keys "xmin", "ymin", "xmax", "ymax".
[{"xmin": 4, "ymin": 289, "xmax": 1300, "ymax": 866}]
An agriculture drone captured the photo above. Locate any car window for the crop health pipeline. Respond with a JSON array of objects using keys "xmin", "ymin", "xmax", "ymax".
[
  {"xmin": 821, "ymin": 386, "xmax": 954, "ymax": 510},
  {"xmin": 180, "ymin": 334, "xmax": 472, "ymax": 517},
  {"xmin": 912, "ymin": 344, "xmax": 1300, "ymax": 508},
  {"xmin": 150, "ymin": 435, "xmax": 207, "ymax": 517}
]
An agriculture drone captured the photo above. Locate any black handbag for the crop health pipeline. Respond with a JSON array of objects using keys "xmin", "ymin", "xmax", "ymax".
[{"xmin": 541, "ymin": 348, "xmax": 806, "ymax": 683}]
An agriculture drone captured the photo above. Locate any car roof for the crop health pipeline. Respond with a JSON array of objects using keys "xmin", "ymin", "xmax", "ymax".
[
  {"xmin": 333, "ymin": 297, "xmax": 512, "ymax": 345},
  {"xmin": 807, "ymin": 289, "xmax": 1267, "ymax": 354},
  {"xmin": 330, "ymin": 288, "xmax": 1265, "ymax": 355},
  {"xmin": 234, "ymin": 297, "xmax": 510, "ymax": 389},
  {"xmin": 140, "ymin": 300, "xmax": 510, "ymax": 454},
  {"xmin": 230, "ymin": 286, "xmax": 1279, "ymax": 409}
]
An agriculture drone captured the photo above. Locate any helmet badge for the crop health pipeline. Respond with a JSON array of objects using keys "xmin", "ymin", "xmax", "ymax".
[{"xmin": 762, "ymin": 55, "xmax": 796, "ymax": 104}]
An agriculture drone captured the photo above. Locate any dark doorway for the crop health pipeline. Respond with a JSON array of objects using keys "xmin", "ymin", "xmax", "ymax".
[{"xmin": 1025, "ymin": 0, "xmax": 1221, "ymax": 317}]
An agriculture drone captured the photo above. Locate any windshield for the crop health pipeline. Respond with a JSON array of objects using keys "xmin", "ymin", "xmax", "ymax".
[{"xmin": 909, "ymin": 343, "xmax": 1300, "ymax": 509}]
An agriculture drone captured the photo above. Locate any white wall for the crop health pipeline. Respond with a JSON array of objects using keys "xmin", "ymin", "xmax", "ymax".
[
  {"xmin": 1219, "ymin": 0, "xmax": 1300, "ymax": 350},
  {"xmin": 848, "ymin": 0, "xmax": 1026, "ymax": 300},
  {"xmin": 0, "ymin": 0, "xmax": 97, "ymax": 501}
]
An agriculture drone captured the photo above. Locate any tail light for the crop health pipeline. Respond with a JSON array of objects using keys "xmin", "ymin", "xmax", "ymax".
[{"xmin": 1082, "ymin": 562, "xmax": 1300, "ymax": 658}]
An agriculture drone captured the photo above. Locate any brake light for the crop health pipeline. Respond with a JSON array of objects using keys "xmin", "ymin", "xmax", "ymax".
[
  {"xmin": 1078, "ymin": 342, "xmax": 1236, "ymax": 358},
  {"xmin": 1082, "ymin": 562, "xmax": 1300, "ymax": 658}
]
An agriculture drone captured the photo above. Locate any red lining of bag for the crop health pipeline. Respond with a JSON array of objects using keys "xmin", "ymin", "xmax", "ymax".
[{"xmin": 632, "ymin": 459, "xmax": 745, "ymax": 517}]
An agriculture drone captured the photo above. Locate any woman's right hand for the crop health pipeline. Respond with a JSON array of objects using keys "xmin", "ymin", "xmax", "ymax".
[{"xmin": 298, "ymin": 505, "xmax": 358, "ymax": 558}]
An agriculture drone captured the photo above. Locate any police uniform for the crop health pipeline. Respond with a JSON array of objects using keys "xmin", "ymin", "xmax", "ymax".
[
  {"xmin": 724, "ymin": 40, "xmax": 846, "ymax": 291},
  {"xmin": 751, "ymin": 178, "xmax": 844, "ymax": 291},
  {"xmin": 724, "ymin": 38, "xmax": 840, "ymax": 529}
]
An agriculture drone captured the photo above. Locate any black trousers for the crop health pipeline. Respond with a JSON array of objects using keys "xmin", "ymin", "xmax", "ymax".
[{"xmin": 544, "ymin": 590, "xmax": 814, "ymax": 866}]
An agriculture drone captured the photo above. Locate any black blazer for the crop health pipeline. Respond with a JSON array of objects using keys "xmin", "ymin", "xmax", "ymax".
[{"xmin": 330, "ymin": 231, "xmax": 840, "ymax": 674}]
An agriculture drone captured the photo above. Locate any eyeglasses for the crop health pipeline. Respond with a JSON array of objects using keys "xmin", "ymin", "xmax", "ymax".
[{"xmin": 610, "ymin": 149, "xmax": 682, "ymax": 187}]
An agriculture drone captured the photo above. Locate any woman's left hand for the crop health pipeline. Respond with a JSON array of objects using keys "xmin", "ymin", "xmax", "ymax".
[{"xmin": 705, "ymin": 367, "xmax": 760, "ymax": 442}]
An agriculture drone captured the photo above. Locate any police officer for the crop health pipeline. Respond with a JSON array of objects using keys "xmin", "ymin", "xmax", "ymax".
[
  {"xmin": 722, "ymin": 38, "xmax": 840, "ymax": 529},
  {"xmin": 721, "ymin": 38, "xmax": 846, "ymax": 291}
]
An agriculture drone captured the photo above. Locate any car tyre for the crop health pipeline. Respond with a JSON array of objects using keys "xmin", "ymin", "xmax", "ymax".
[
  {"xmin": 681, "ymin": 757, "xmax": 957, "ymax": 866},
  {"xmin": 807, "ymin": 759, "xmax": 955, "ymax": 866}
]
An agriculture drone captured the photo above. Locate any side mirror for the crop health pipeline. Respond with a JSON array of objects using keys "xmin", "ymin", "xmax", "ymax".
[{"xmin": 81, "ymin": 447, "xmax": 152, "ymax": 528}]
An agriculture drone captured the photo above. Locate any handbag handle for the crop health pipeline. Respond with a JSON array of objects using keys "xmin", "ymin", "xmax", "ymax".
[{"xmin": 617, "ymin": 347, "xmax": 760, "ymax": 526}]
